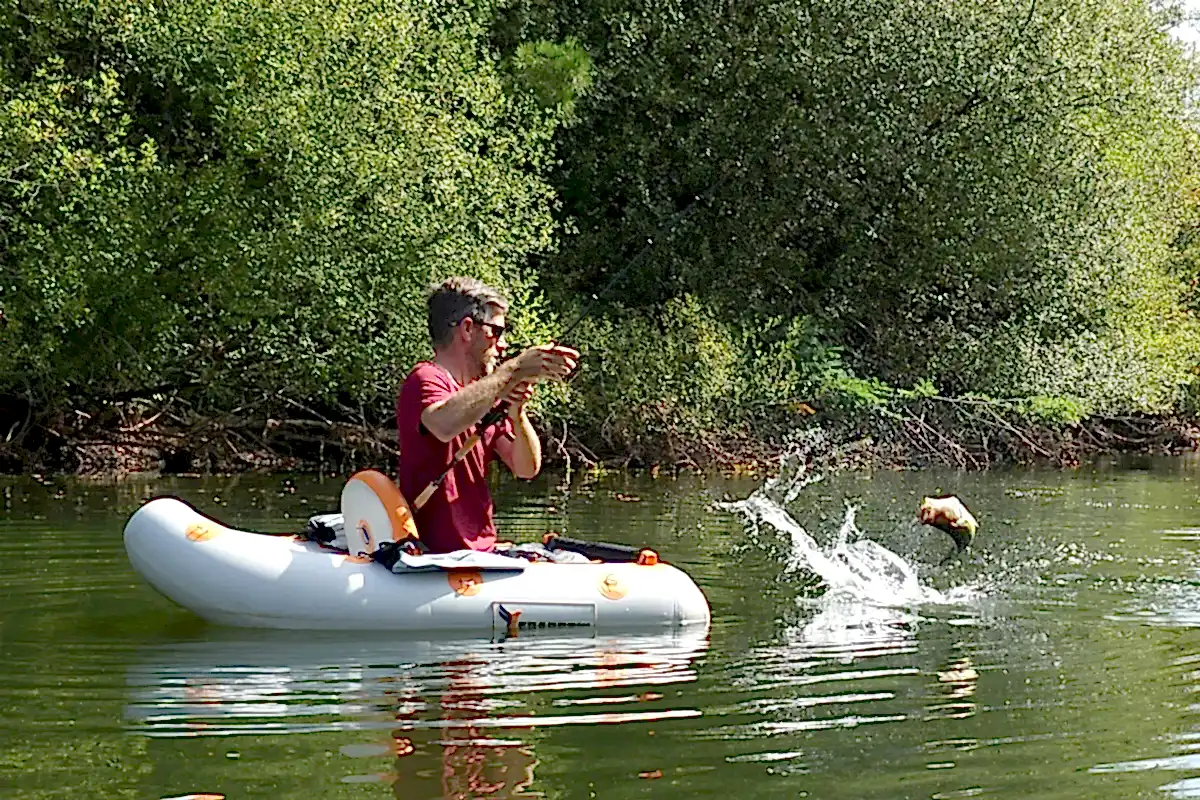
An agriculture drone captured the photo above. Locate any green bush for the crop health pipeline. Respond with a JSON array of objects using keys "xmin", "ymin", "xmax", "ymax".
[
  {"xmin": 0, "ymin": 0, "xmax": 588, "ymax": 417},
  {"xmin": 557, "ymin": 296, "xmax": 840, "ymax": 461},
  {"xmin": 502, "ymin": 0, "xmax": 1200, "ymax": 418},
  {"xmin": 4, "ymin": 0, "xmax": 1200, "ymax": 467}
]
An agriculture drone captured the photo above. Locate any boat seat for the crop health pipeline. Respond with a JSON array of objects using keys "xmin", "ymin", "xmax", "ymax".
[{"xmin": 341, "ymin": 470, "xmax": 419, "ymax": 557}]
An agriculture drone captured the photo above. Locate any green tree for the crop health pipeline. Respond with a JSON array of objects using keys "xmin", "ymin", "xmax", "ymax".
[
  {"xmin": 500, "ymin": 0, "xmax": 1200, "ymax": 433},
  {"xmin": 0, "ymin": 0, "xmax": 588, "ymax": 420}
]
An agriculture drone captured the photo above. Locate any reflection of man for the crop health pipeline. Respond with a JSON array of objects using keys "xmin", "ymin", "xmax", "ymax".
[
  {"xmin": 396, "ymin": 277, "xmax": 578, "ymax": 554},
  {"xmin": 388, "ymin": 658, "xmax": 539, "ymax": 800}
]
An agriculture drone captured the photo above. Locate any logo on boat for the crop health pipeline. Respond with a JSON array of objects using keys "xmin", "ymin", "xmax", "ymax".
[
  {"xmin": 185, "ymin": 523, "xmax": 219, "ymax": 542},
  {"xmin": 598, "ymin": 573, "xmax": 627, "ymax": 600}
]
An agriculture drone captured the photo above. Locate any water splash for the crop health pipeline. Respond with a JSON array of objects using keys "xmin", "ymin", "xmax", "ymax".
[{"xmin": 721, "ymin": 459, "xmax": 974, "ymax": 609}]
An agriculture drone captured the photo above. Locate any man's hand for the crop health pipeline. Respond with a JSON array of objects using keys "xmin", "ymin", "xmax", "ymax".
[
  {"xmin": 504, "ymin": 381, "xmax": 535, "ymax": 418},
  {"xmin": 510, "ymin": 343, "xmax": 579, "ymax": 383}
]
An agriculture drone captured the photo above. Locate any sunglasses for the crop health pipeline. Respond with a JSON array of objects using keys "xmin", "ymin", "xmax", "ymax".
[
  {"xmin": 457, "ymin": 317, "xmax": 508, "ymax": 339},
  {"xmin": 478, "ymin": 321, "xmax": 508, "ymax": 339}
]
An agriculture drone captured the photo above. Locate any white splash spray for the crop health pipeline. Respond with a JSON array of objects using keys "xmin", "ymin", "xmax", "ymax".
[{"xmin": 721, "ymin": 459, "xmax": 975, "ymax": 609}]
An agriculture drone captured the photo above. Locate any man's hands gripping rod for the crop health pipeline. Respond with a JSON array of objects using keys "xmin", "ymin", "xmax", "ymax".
[
  {"xmin": 498, "ymin": 343, "xmax": 580, "ymax": 420},
  {"xmin": 413, "ymin": 343, "xmax": 580, "ymax": 512}
]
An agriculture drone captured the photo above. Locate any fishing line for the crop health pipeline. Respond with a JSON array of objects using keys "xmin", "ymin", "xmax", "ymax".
[{"xmin": 556, "ymin": 172, "xmax": 729, "ymax": 342}]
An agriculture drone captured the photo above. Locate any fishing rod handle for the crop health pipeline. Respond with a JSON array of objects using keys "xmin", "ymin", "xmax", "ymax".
[
  {"xmin": 412, "ymin": 430, "xmax": 481, "ymax": 510},
  {"xmin": 480, "ymin": 403, "xmax": 509, "ymax": 429},
  {"xmin": 412, "ymin": 475, "xmax": 442, "ymax": 511},
  {"xmin": 412, "ymin": 402, "xmax": 510, "ymax": 511}
]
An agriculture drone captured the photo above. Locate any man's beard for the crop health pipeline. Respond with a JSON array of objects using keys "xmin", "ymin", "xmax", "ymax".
[{"xmin": 479, "ymin": 351, "xmax": 497, "ymax": 378}]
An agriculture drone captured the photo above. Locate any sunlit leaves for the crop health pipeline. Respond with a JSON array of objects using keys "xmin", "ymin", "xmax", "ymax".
[
  {"xmin": 0, "ymin": 0, "xmax": 589, "ymax": 417},
  {"xmin": 515, "ymin": 0, "xmax": 1200, "ymax": 422}
]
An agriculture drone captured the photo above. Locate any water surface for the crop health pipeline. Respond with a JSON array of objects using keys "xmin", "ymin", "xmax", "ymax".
[{"xmin": 3, "ymin": 458, "xmax": 1200, "ymax": 798}]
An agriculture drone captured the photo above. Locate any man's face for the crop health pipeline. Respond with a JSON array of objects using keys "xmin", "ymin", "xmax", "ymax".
[{"xmin": 469, "ymin": 306, "xmax": 508, "ymax": 378}]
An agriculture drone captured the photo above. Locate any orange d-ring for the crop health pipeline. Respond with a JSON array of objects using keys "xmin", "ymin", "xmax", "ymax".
[{"xmin": 447, "ymin": 570, "xmax": 483, "ymax": 596}]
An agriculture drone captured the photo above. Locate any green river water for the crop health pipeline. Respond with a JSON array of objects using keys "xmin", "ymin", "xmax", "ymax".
[{"xmin": 3, "ymin": 457, "xmax": 1200, "ymax": 799}]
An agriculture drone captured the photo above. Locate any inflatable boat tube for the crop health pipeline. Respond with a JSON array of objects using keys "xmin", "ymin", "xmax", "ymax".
[{"xmin": 124, "ymin": 497, "xmax": 712, "ymax": 632}]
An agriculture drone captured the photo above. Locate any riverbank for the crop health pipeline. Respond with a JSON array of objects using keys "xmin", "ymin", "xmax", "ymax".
[{"xmin": 2, "ymin": 398, "xmax": 1195, "ymax": 478}]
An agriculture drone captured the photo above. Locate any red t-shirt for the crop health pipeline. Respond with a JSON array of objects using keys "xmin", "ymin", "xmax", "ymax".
[{"xmin": 396, "ymin": 362, "xmax": 513, "ymax": 553}]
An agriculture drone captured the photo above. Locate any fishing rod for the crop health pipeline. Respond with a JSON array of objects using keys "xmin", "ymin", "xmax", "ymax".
[{"xmin": 410, "ymin": 174, "xmax": 729, "ymax": 513}]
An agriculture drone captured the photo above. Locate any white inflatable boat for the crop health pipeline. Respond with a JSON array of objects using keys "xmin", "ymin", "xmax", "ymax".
[{"xmin": 123, "ymin": 495, "xmax": 711, "ymax": 633}]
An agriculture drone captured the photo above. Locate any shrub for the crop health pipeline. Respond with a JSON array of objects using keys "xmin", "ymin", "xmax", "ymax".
[{"xmin": 0, "ymin": 0, "xmax": 589, "ymax": 418}]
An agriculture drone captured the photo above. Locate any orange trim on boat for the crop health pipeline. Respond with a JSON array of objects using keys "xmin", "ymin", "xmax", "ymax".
[{"xmin": 349, "ymin": 469, "xmax": 419, "ymax": 542}]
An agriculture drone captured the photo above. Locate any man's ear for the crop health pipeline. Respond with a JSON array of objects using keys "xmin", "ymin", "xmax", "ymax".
[{"xmin": 456, "ymin": 317, "xmax": 473, "ymax": 343}]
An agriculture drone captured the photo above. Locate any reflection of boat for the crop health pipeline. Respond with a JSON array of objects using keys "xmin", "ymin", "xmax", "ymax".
[
  {"xmin": 124, "ymin": 629, "xmax": 710, "ymax": 738},
  {"xmin": 124, "ymin": 498, "xmax": 711, "ymax": 632},
  {"xmin": 127, "ymin": 629, "xmax": 708, "ymax": 799}
]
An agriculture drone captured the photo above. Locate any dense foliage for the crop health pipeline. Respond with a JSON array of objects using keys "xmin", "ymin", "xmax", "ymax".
[
  {"xmin": 1, "ymin": 0, "xmax": 1198, "ymax": 468},
  {"xmin": 0, "ymin": 0, "xmax": 584, "ymax": 415},
  {"xmin": 499, "ymin": 0, "xmax": 1200, "ymax": 456}
]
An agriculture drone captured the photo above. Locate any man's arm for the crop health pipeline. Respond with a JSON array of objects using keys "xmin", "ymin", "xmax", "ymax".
[
  {"xmin": 420, "ymin": 344, "xmax": 579, "ymax": 443},
  {"xmin": 420, "ymin": 362, "xmax": 521, "ymax": 443},
  {"xmin": 495, "ymin": 383, "xmax": 540, "ymax": 479}
]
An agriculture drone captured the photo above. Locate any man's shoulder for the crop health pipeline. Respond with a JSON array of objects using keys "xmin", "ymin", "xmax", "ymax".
[
  {"xmin": 402, "ymin": 361, "xmax": 449, "ymax": 386},
  {"xmin": 398, "ymin": 361, "xmax": 459, "ymax": 417}
]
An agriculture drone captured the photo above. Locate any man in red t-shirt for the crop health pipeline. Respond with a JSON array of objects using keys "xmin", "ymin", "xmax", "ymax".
[{"xmin": 396, "ymin": 277, "xmax": 579, "ymax": 553}]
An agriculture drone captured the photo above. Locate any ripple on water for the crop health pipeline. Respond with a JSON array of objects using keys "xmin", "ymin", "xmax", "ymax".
[
  {"xmin": 704, "ymin": 470, "xmax": 1007, "ymax": 774},
  {"xmin": 1092, "ymin": 750, "xmax": 1200, "ymax": 799},
  {"xmin": 124, "ymin": 631, "xmax": 708, "ymax": 739},
  {"xmin": 1162, "ymin": 778, "xmax": 1200, "ymax": 799},
  {"xmin": 1105, "ymin": 575, "xmax": 1200, "ymax": 628},
  {"xmin": 12, "ymin": 466, "xmax": 1200, "ymax": 799},
  {"xmin": 0, "ymin": 522, "xmax": 135, "ymax": 609}
]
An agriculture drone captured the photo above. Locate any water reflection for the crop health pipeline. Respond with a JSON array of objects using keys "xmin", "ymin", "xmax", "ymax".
[
  {"xmin": 695, "ymin": 592, "xmax": 998, "ymax": 786},
  {"xmin": 792, "ymin": 596, "xmax": 921, "ymax": 659},
  {"xmin": 926, "ymin": 650, "xmax": 978, "ymax": 722},
  {"xmin": 11, "ymin": 463, "xmax": 1200, "ymax": 799},
  {"xmin": 1091, "ymin": 533, "xmax": 1200, "ymax": 798},
  {"xmin": 126, "ymin": 630, "xmax": 707, "ymax": 797},
  {"xmin": 385, "ymin": 659, "xmax": 541, "ymax": 799},
  {"xmin": 1090, "ymin": 647, "xmax": 1200, "ymax": 798}
]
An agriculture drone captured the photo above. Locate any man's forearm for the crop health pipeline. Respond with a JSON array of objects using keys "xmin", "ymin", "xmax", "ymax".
[
  {"xmin": 421, "ymin": 363, "xmax": 519, "ymax": 442},
  {"xmin": 507, "ymin": 408, "xmax": 541, "ymax": 479}
]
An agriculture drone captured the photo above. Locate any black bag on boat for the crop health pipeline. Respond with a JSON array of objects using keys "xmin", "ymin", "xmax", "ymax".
[
  {"xmin": 370, "ymin": 537, "xmax": 429, "ymax": 570},
  {"xmin": 302, "ymin": 513, "xmax": 345, "ymax": 548}
]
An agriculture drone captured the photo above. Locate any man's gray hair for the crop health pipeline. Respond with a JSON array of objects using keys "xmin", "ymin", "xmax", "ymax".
[{"xmin": 427, "ymin": 276, "xmax": 509, "ymax": 347}]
